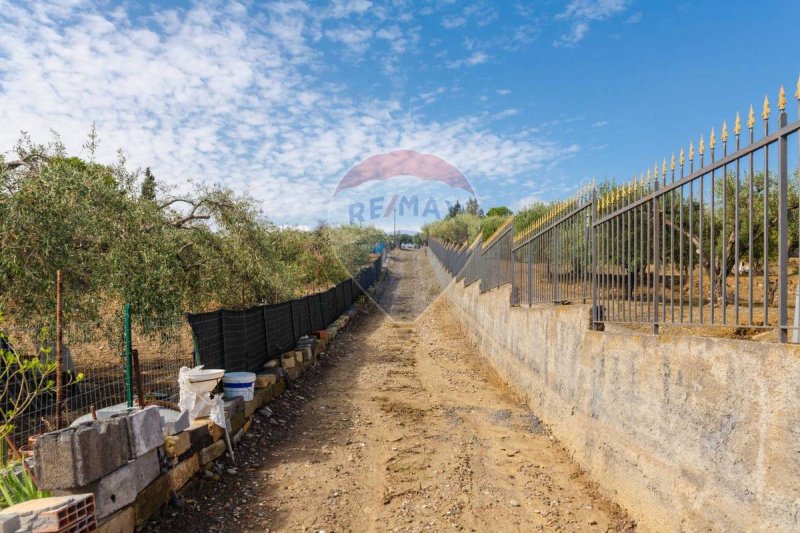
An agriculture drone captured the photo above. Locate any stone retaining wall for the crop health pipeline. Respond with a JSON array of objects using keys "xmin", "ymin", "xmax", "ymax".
[
  {"xmin": 2, "ymin": 300, "xmax": 363, "ymax": 533},
  {"xmin": 428, "ymin": 248, "xmax": 800, "ymax": 531}
]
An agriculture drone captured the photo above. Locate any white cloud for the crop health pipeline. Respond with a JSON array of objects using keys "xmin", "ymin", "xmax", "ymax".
[
  {"xmin": 591, "ymin": 120, "xmax": 608, "ymax": 127},
  {"xmin": 447, "ymin": 51, "xmax": 490, "ymax": 69},
  {"xmin": 0, "ymin": 0, "xmax": 577, "ymax": 225},
  {"xmin": 554, "ymin": 0, "xmax": 628, "ymax": 47},
  {"xmin": 496, "ymin": 89, "xmax": 512, "ymax": 96},
  {"xmin": 442, "ymin": 16, "xmax": 466, "ymax": 29}
]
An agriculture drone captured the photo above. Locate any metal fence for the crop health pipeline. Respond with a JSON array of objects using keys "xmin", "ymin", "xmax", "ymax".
[{"xmin": 430, "ymin": 82, "xmax": 800, "ymax": 342}]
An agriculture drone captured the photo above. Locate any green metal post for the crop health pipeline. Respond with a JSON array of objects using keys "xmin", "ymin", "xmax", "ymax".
[{"xmin": 124, "ymin": 303, "xmax": 133, "ymax": 407}]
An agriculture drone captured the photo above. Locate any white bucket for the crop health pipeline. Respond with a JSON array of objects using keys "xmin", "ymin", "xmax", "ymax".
[{"xmin": 222, "ymin": 371, "xmax": 256, "ymax": 401}]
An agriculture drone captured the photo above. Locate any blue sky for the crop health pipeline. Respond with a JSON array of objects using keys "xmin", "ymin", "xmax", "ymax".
[{"xmin": 1, "ymin": 0, "xmax": 798, "ymax": 228}]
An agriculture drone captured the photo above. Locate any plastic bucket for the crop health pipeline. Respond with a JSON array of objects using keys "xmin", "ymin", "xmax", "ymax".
[{"xmin": 222, "ymin": 371, "xmax": 256, "ymax": 401}]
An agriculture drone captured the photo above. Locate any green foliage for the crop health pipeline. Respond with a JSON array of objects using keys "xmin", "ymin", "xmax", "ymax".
[
  {"xmin": 486, "ymin": 206, "xmax": 512, "ymax": 218},
  {"xmin": 0, "ymin": 133, "xmax": 385, "ymax": 324},
  {"xmin": 140, "ymin": 167, "xmax": 156, "ymax": 201},
  {"xmin": 0, "ymin": 327, "xmax": 83, "ymax": 443},
  {"xmin": 421, "ymin": 213, "xmax": 481, "ymax": 244},
  {"xmin": 0, "ymin": 466, "xmax": 49, "ymax": 509},
  {"xmin": 464, "ymin": 197, "xmax": 484, "ymax": 217},
  {"xmin": 479, "ymin": 215, "xmax": 510, "ymax": 240},
  {"xmin": 513, "ymin": 201, "xmax": 551, "ymax": 235},
  {"xmin": 446, "ymin": 200, "xmax": 463, "ymax": 219}
]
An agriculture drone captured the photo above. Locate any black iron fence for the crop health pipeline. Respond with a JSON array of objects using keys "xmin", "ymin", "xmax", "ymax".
[
  {"xmin": 430, "ymin": 82, "xmax": 800, "ymax": 342},
  {"xmin": 188, "ymin": 254, "xmax": 383, "ymax": 372}
]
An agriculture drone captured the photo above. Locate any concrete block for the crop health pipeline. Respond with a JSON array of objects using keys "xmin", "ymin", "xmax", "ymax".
[
  {"xmin": 185, "ymin": 419, "xmax": 212, "ymax": 452},
  {"xmin": 166, "ymin": 454, "xmax": 199, "ymax": 493},
  {"xmin": 244, "ymin": 398, "xmax": 260, "ymax": 418},
  {"xmin": 281, "ymin": 353, "xmax": 296, "ymax": 369},
  {"xmin": 285, "ymin": 365, "xmax": 299, "ymax": 381},
  {"xmin": 36, "ymin": 417, "xmax": 132, "ymax": 489},
  {"xmin": 97, "ymin": 506, "xmax": 134, "ymax": 533},
  {"xmin": 0, "ymin": 514, "xmax": 20, "ymax": 533},
  {"xmin": 59, "ymin": 450, "xmax": 159, "ymax": 520},
  {"xmin": 224, "ymin": 396, "xmax": 244, "ymax": 417},
  {"xmin": 294, "ymin": 350, "xmax": 304, "ymax": 363},
  {"xmin": 125, "ymin": 406, "xmax": 163, "ymax": 457},
  {"xmin": 254, "ymin": 373, "xmax": 277, "ymax": 388},
  {"xmin": 207, "ymin": 422, "xmax": 224, "ymax": 442},
  {"xmin": 273, "ymin": 378, "xmax": 286, "ymax": 397},
  {"xmin": 159, "ymin": 409, "xmax": 190, "ymax": 436},
  {"xmin": 199, "ymin": 440, "xmax": 226, "ymax": 465},
  {"xmin": 255, "ymin": 384, "xmax": 274, "ymax": 405},
  {"xmin": 229, "ymin": 412, "xmax": 245, "ymax": 434},
  {"xmin": 133, "ymin": 475, "xmax": 170, "ymax": 530},
  {"xmin": 164, "ymin": 432, "xmax": 190, "ymax": 458},
  {"xmin": 263, "ymin": 358, "xmax": 280, "ymax": 368}
]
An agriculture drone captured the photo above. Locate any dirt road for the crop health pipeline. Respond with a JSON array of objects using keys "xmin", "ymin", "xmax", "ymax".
[{"xmin": 156, "ymin": 249, "xmax": 633, "ymax": 532}]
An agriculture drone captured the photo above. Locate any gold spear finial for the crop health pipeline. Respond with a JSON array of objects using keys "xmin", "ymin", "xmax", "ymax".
[
  {"xmin": 654, "ymin": 162, "xmax": 659, "ymax": 181},
  {"xmin": 748, "ymin": 104, "xmax": 755, "ymax": 129},
  {"xmin": 679, "ymin": 148, "xmax": 685, "ymax": 166},
  {"xmin": 689, "ymin": 141, "xmax": 694, "ymax": 159},
  {"xmin": 646, "ymin": 169, "xmax": 651, "ymax": 184},
  {"xmin": 795, "ymin": 74, "xmax": 800, "ymax": 100},
  {"xmin": 734, "ymin": 112, "xmax": 741, "ymax": 135},
  {"xmin": 698, "ymin": 135, "xmax": 705, "ymax": 156},
  {"xmin": 779, "ymin": 86, "xmax": 787, "ymax": 111},
  {"xmin": 662, "ymin": 158, "xmax": 667, "ymax": 176},
  {"xmin": 762, "ymin": 95, "xmax": 770, "ymax": 120},
  {"xmin": 670, "ymin": 153, "xmax": 676, "ymax": 171},
  {"xmin": 710, "ymin": 128, "xmax": 716, "ymax": 149},
  {"xmin": 721, "ymin": 121, "xmax": 728, "ymax": 142}
]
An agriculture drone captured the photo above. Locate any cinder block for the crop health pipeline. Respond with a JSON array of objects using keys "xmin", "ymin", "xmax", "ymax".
[
  {"xmin": 97, "ymin": 506, "xmax": 134, "ymax": 533},
  {"xmin": 285, "ymin": 366, "xmax": 299, "ymax": 381},
  {"xmin": 273, "ymin": 378, "xmax": 286, "ymax": 397},
  {"xmin": 199, "ymin": 440, "xmax": 226, "ymax": 465},
  {"xmin": 163, "ymin": 432, "xmax": 191, "ymax": 458},
  {"xmin": 224, "ymin": 396, "xmax": 244, "ymax": 417},
  {"xmin": 185, "ymin": 419, "xmax": 212, "ymax": 452},
  {"xmin": 36, "ymin": 417, "xmax": 132, "ymax": 489},
  {"xmin": 166, "ymin": 454, "xmax": 199, "ymax": 493},
  {"xmin": 281, "ymin": 353, "xmax": 296, "ymax": 369},
  {"xmin": 60, "ymin": 450, "xmax": 159, "ymax": 520},
  {"xmin": 229, "ymin": 412, "xmax": 245, "ymax": 434},
  {"xmin": 244, "ymin": 398, "xmax": 259, "ymax": 418},
  {"xmin": 0, "ymin": 514, "xmax": 20, "ymax": 533},
  {"xmin": 255, "ymin": 384, "xmax": 274, "ymax": 405},
  {"xmin": 125, "ymin": 406, "xmax": 163, "ymax": 457},
  {"xmin": 159, "ymin": 409, "xmax": 190, "ymax": 436},
  {"xmin": 133, "ymin": 475, "xmax": 170, "ymax": 530},
  {"xmin": 254, "ymin": 373, "xmax": 277, "ymax": 388},
  {"xmin": 207, "ymin": 422, "xmax": 224, "ymax": 442}
]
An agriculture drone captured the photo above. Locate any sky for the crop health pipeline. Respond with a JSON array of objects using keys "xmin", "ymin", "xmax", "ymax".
[{"xmin": 1, "ymin": 0, "xmax": 799, "ymax": 229}]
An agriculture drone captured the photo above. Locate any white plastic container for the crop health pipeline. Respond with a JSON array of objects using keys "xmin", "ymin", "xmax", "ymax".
[{"xmin": 222, "ymin": 371, "xmax": 256, "ymax": 401}]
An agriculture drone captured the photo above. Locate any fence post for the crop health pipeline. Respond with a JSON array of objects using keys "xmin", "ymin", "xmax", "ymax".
[
  {"xmin": 124, "ymin": 303, "xmax": 133, "ymax": 408},
  {"xmin": 652, "ymin": 177, "xmax": 661, "ymax": 335},
  {"xmin": 55, "ymin": 270, "xmax": 64, "ymax": 429},
  {"xmin": 527, "ymin": 239, "xmax": 533, "ymax": 306},
  {"xmin": 591, "ymin": 186, "xmax": 598, "ymax": 328},
  {"xmin": 778, "ymin": 109, "xmax": 789, "ymax": 343},
  {"xmin": 553, "ymin": 224, "xmax": 559, "ymax": 302}
]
